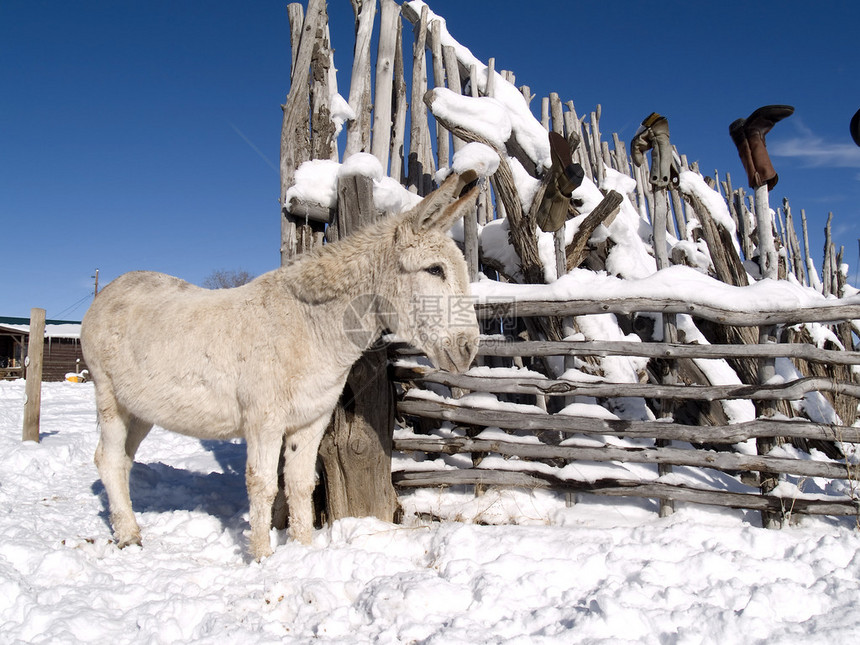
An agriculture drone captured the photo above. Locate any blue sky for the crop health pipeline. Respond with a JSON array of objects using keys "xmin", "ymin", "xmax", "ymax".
[{"xmin": 3, "ymin": 0, "xmax": 859, "ymax": 320}]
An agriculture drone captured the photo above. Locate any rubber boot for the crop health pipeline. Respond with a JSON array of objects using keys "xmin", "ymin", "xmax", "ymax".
[
  {"xmin": 729, "ymin": 118, "xmax": 756, "ymax": 189},
  {"xmin": 743, "ymin": 104, "xmax": 794, "ymax": 190}
]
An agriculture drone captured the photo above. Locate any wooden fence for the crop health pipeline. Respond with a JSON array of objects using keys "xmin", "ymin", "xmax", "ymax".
[
  {"xmin": 281, "ymin": 1, "xmax": 860, "ymax": 528},
  {"xmin": 392, "ymin": 296, "xmax": 860, "ymax": 526}
]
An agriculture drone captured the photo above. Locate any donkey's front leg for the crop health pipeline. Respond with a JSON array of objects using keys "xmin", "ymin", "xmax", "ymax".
[
  {"xmin": 283, "ymin": 416, "xmax": 329, "ymax": 544},
  {"xmin": 244, "ymin": 427, "xmax": 283, "ymax": 560}
]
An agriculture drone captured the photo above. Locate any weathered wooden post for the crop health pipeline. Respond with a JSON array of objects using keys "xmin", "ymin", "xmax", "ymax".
[
  {"xmin": 280, "ymin": 0, "xmax": 330, "ymax": 262},
  {"xmin": 317, "ymin": 169, "xmax": 400, "ymax": 524},
  {"xmin": 753, "ymin": 182, "xmax": 785, "ymax": 528},
  {"xmin": 343, "ymin": 0, "xmax": 376, "ymax": 158},
  {"xmin": 315, "ymin": 1, "xmax": 399, "ymax": 526},
  {"xmin": 407, "ymin": 3, "xmax": 434, "ymax": 195},
  {"xmin": 22, "ymin": 307, "xmax": 45, "ymax": 443},
  {"xmin": 631, "ymin": 112, "xmax": 678, "ymax": 517},
  {"xmin": 370, "ymin": 0, "xmax": 400, "ymax": 171},
  {"xmin": 730, "ymin": 104, "xmax": 794, "ymax": 528}
]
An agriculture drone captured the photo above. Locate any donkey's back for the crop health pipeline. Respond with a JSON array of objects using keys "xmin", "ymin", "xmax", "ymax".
[{"xmin": 81, "ymin": 270, "xmax": 300, "ymax": 439}]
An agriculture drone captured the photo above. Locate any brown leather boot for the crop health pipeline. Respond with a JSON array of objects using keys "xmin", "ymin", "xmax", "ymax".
[
  {"xmin": 732, "ymin": 105, "xmax": 794, "ymax": 190},
  {"xmin": 729, "ymin": 118, "xmax": 756, "ymax": 188}
]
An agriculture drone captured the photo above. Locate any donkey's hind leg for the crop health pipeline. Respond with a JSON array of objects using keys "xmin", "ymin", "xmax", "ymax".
[{"xmin": 94, "ymin": 385, "xmax": 147, "ymax": 548}]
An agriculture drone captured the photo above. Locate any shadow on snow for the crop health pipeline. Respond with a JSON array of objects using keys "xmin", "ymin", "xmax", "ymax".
[{"xmin": 91, "ymin": 439, "xmax": 249, "ymax": 539}]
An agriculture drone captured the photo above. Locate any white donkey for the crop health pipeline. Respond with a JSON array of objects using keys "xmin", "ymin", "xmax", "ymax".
[{"xmin": 81, "ymin": 170, "xmax": 480, "ymax": 560}]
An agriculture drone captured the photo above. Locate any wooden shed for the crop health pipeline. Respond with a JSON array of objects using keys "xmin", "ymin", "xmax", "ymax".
[{"xmin": 0, "ymin": 316, "xmax": 87, "ymax": 381}]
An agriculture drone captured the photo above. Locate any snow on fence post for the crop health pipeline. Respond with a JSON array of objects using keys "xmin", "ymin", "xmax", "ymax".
[{"xmin": 22, "ymin": 307, "xmax": 45, "ymax": 443}]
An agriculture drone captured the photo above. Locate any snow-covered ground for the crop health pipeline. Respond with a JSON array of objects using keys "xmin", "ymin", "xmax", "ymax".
[{"xmin": 2, "ymin": 379, "xmax": 860, "ymax": 644}]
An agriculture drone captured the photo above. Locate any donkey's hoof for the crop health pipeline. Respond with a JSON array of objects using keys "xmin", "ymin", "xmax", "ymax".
[
  {"xmin": 252, "ymin": 545, "xmax": 273, "ymax": 562},
  {"xmin": 117, "ymin": 535, "xmax": 142, "ymax": 549}
]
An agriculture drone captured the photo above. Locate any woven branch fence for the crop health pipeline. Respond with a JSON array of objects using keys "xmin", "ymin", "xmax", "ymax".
[
  {"xmin": 393, "ymin": 297, "xmax": 860, "ymax": 526},
  {"xmin": 281, "ymin": 0, "xmax": 860, "ymax": 528}
]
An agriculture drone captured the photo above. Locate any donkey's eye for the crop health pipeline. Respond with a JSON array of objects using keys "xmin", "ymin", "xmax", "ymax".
[{"xmin": 424, "ymin": 264, "xmax": 446, "ymax": 280}]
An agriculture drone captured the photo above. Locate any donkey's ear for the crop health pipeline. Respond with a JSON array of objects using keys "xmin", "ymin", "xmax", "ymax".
[{"xmin": 408, "ymin": 170, "xmax": 480, "ymax": 234}]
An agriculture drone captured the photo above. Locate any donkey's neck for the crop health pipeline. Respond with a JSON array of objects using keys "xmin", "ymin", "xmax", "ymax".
[
  {"xmin": 280, "ymin": 218, "xmax": 397, "ymax": 364},
  {"xmin": 295, "ymin": 220, "xmax": 394, "ymax": 300}
]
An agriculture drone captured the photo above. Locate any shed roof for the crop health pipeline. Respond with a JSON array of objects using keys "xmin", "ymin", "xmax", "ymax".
[{"xmin": 0, "ymin": 317, "xmax": 82, "ymax": 339}]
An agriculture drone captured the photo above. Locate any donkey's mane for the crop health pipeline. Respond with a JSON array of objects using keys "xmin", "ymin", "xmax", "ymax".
[{"xmin": 282, "ymin": 212, "xmax": 401, "ymax": 305}]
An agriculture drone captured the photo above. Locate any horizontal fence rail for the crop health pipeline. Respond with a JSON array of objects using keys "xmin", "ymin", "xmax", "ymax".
[
  {"xmin": 475, "ymin": 296, "xmax": 860, "ymax": 326},
  {"xmin": 476, "ymin": 339, "xmax": 860, "ymax": 365},
  {"xmin": 396, "ymin": 398, "xmax": 860, "ymax": 445},
  {"xmin": 393, "ymin": 470, "xmax": 860, "ymax": 517},
  {"xmin": 395, "ymin": 364, "xmax": 860, "ymax": 401}
]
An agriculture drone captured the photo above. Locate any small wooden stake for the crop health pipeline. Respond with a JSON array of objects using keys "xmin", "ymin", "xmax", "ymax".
[{"xmin": 22, "ymin": 307, "xmax": 45, "ymax": 443}]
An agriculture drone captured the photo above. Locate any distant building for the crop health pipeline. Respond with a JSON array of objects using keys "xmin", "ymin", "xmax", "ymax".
[{"xmin": 0, "ymin": 316, "xmax": 87, "ymax": 381}]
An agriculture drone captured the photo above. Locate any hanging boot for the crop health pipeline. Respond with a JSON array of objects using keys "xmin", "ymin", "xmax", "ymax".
[
  {"xmin": 850, "ymin": 107, "xmax": 860, "ymax": 147},
  {"xmin": 631, "ymin": 112, "xmax": 678, "ymax": 189},
  {"xmin": 644, "ymin": 113, "xmax": 674, "ymax": 188},
  {"xmin": 549, "ymin": 131, "xmax": 584, "ymax": 196},
  {"xmin": 743, "ymin": 104, "xmax": 794, "ymax": 190},
  {"xmin": 729, "ymin": 118, "xmax": 756, "ymax": 188},
  {"xmin": 537, "ymin": 132, "xmax": 584, "ymax": 232}
]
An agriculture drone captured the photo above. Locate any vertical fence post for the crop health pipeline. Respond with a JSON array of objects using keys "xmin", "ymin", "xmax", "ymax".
[
  {"xmin": 754, "ymin": 183, "xmax": 784, "ymax": 528},
  {"xmin": 631, "ymin": 112, "xmax": 678, "ymax": 518},
  {"xmin": 653, "ymin": 188, "xmax": 677, "ymax": 518},
  {"xmin": 22, "ymin": 307, "xmax": 46, "ymax": 443}
]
